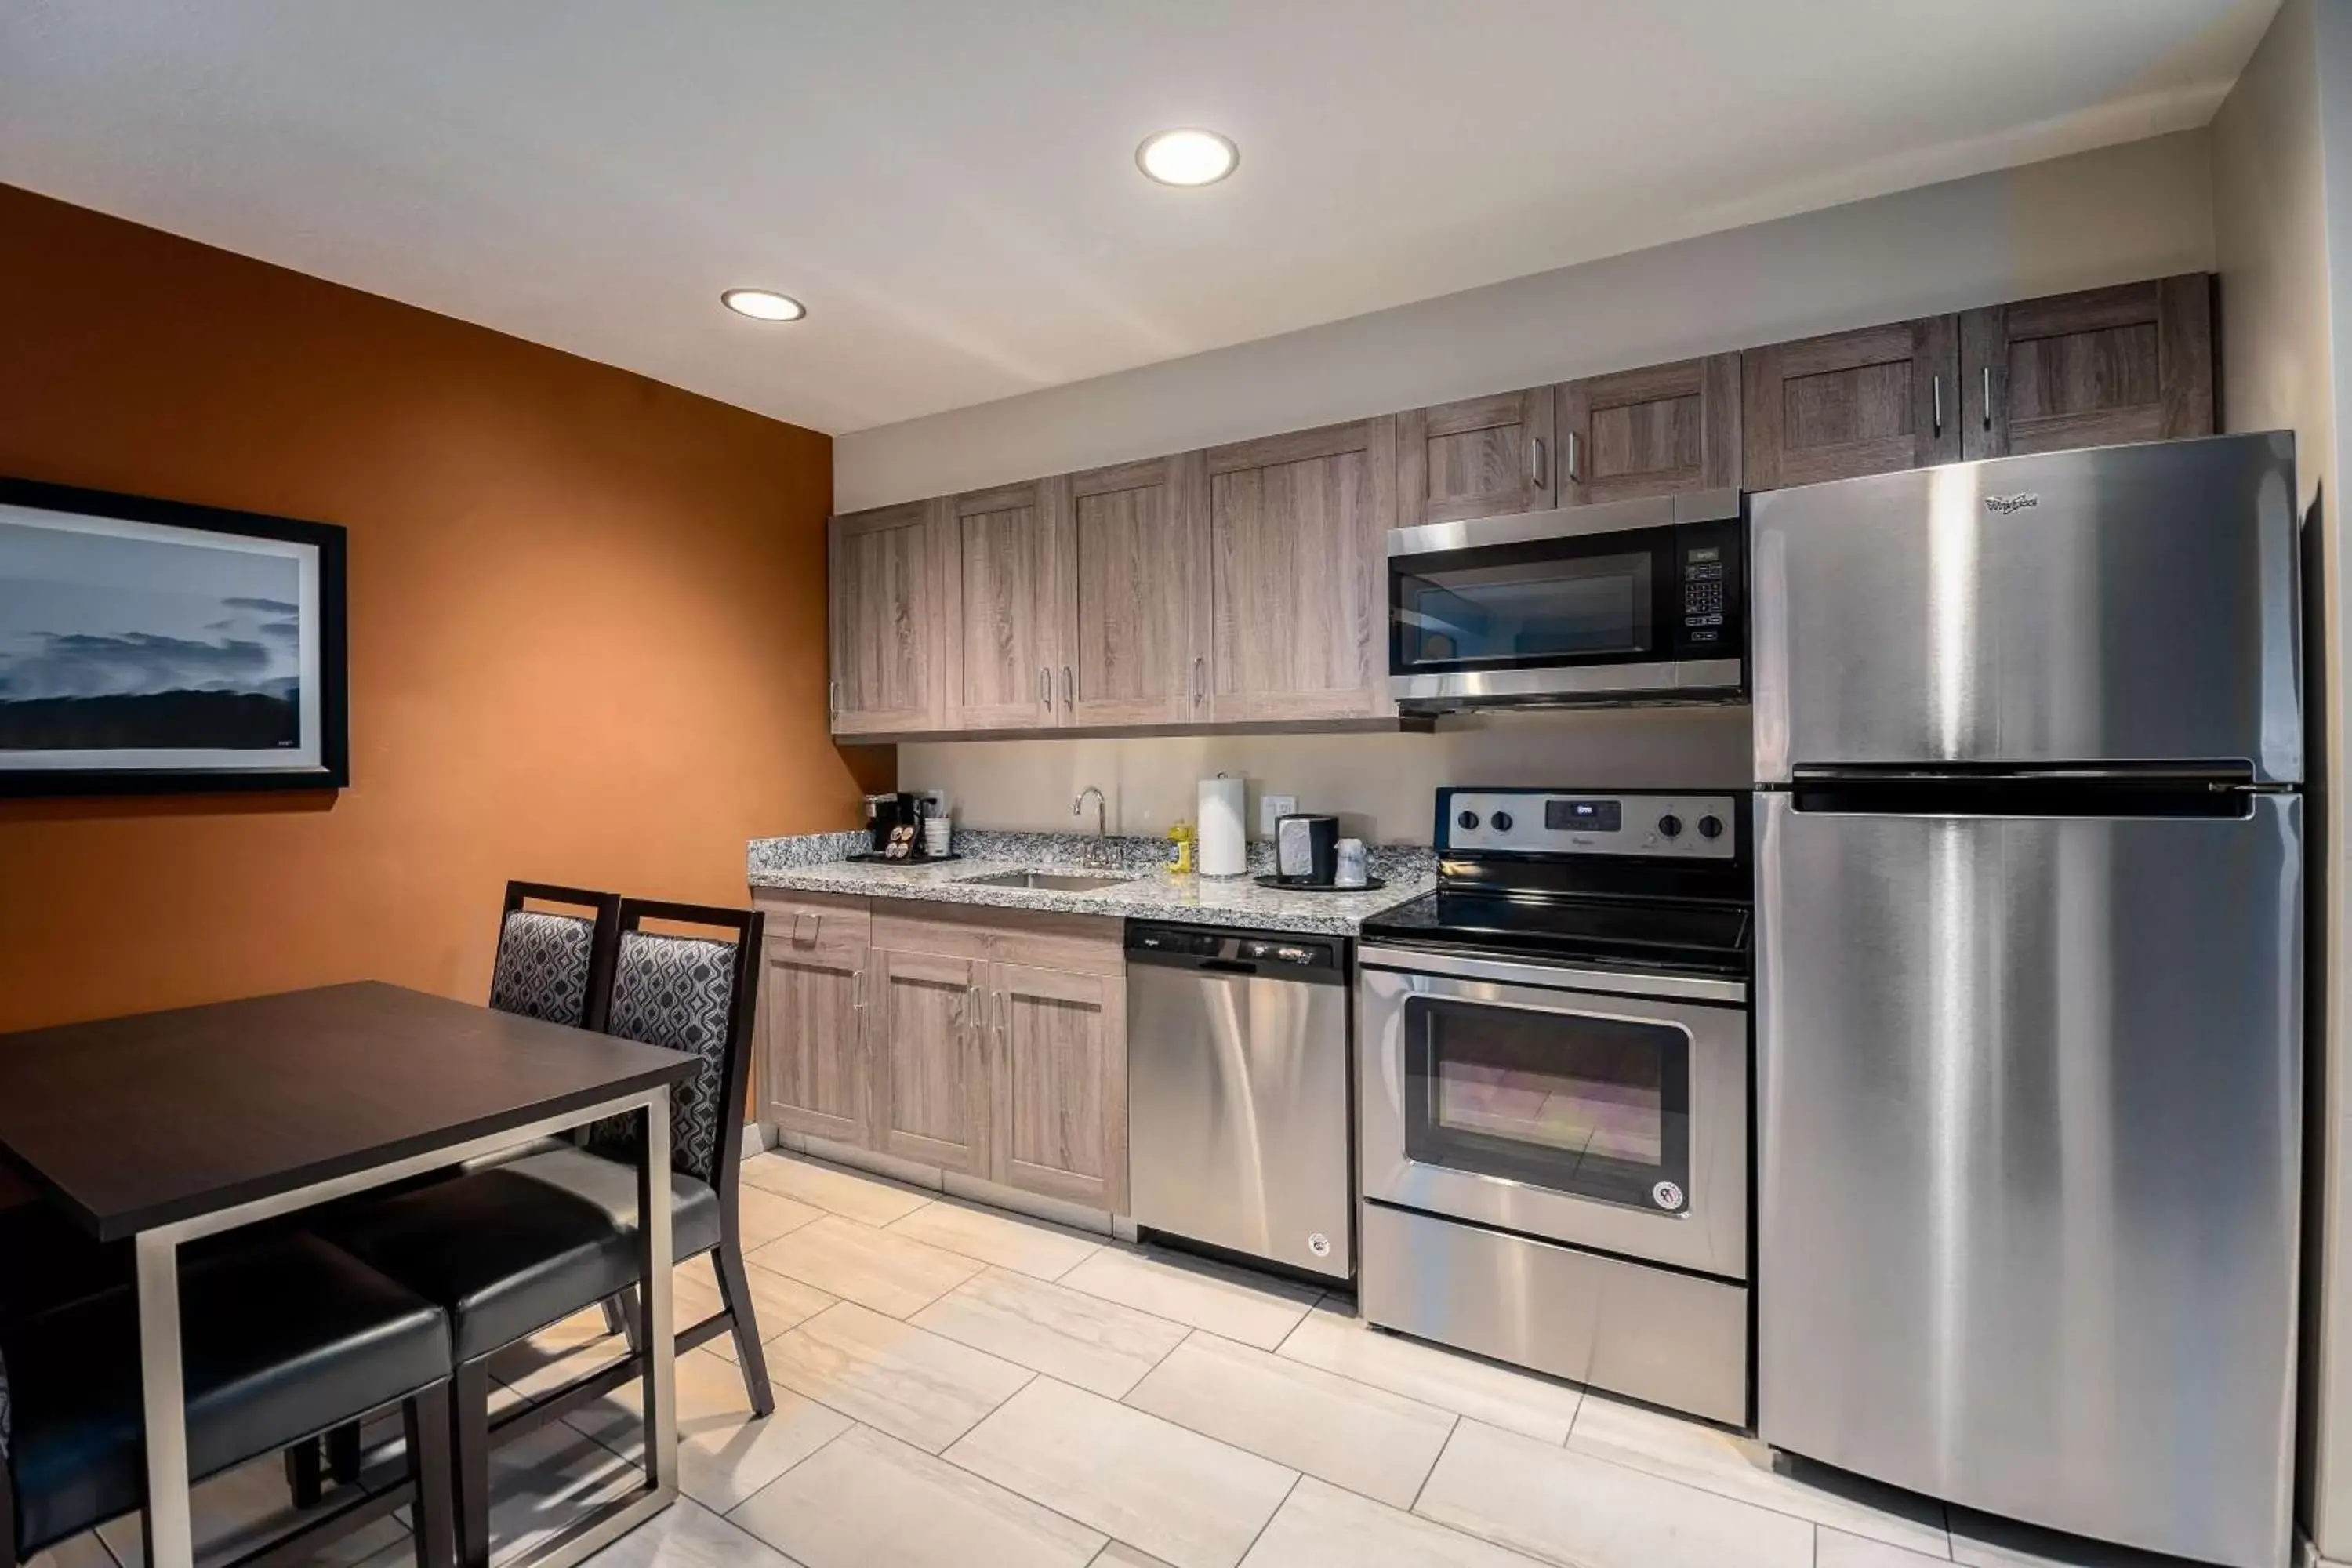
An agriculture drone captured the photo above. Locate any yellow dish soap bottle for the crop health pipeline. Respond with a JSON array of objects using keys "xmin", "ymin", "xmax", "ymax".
[{"xmin": 1169, "ymin": 819, "xmax": 1195, "ymax": 875}]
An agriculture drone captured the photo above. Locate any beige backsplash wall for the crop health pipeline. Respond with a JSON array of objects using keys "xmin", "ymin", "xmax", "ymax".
[{"xmin": 900, "ymin": 708, "xmax": 1752, "ymax": 845}]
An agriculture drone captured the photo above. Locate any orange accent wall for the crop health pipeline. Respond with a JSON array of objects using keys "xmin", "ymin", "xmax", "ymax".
[{"xmin": 0, "ymin": 183, "xmax": 888, "ymax": 1033}]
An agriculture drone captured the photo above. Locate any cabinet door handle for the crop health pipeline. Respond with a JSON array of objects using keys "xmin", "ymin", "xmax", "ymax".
[
  {"xmin": 853, "ymin": 967, "xmax": 866, "ymax": 1013},
  {"xmin": 1039, "ymin": 665, "xmax": 1052, "ymax": 711},
  {"xmin": 993, "ymin": 988, "xmax": 1006, "ymax": 1051},
  {"xmin": 1931, "ymin": 375, "xmax": 1943, "ymax": 437},
  {"xmin": 1982, "ymin": 366, "xmax": 1994, "ymax": 430},
  {"xmin": 967, "ymin": 983, "xmax": 982, "ymax": 1044},
  {"xmin": 828, "ymin": 679, "xmax": 839, "ymax": 720},
  {"xmin": 1062, "ymin": 666, "xmax": 1073, "ymax": 711},
  {"xmin": 1528, "ymin": 436, "xmax": 1547, "ymax": 491},
  {"xmin": 1564, "ymin": 430, "xmax": 1580, "ymax": 484},
  {"xmin": 1192, "ymin": 655, "xmax": 1205, "ymax": 707}
]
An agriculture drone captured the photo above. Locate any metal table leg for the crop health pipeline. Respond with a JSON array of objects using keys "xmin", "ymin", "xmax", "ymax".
[
  {"xmin": 136, "ymin": 1231, "xmax": 195, "ymax": 1568},
  {"xmin": 637, "ymin": 1090, "xmax": 678, "ymax": 1498}
]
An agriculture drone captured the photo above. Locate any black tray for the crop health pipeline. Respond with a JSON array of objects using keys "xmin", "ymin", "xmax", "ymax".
[
  {"xmin": 1254, "ymin": 874, "xmax": 1385, "ymax": 893},
  {"xmin": 846, "ymin": 851, "xmax": 964, "ymax": 865}
]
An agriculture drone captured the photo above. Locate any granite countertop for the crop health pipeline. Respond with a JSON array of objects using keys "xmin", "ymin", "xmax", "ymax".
[{"xmin": 746, "ymin": 829, "xmax": 1434, "ymax": 936}]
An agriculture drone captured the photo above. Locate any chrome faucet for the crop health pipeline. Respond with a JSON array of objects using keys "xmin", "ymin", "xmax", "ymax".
[{"xmin": 1073, "ymin": 786, "xmax": 1109, "ymax": 837}]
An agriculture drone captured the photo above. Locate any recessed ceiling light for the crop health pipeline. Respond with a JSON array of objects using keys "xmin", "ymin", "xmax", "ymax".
[
  {"xmin": 1136, "ymin": 128, "xmax": 1238, "ymax": 187},
  {"xmin": 721, "ymin": 289, "xmax": 805, "ymax": 322}
]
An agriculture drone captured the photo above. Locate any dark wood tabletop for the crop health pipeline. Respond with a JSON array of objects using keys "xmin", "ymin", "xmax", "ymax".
[{"xmin": 0, "ymin": 982, "xmax": 695, "ymax": 1241}]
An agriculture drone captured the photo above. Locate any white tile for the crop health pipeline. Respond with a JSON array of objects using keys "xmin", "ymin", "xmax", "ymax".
[
  {"xmin": 487, "ymin": 1307, "xmax": 630, "ymax": 1407},
  {"xmin": 741, "ymin": 1153, "xmax": 935, "ymax": 1226},
  {"xmin": 1126, "ymin": 1334, "xmax": 1456, "ymax": 1509},
  {"xmin": 1275, "ymin": 1301, "xmax": 1583, "ymax": 1445},
  {"xmin": 887, "ymin": 1196, "xmax": 1104, "ymax": 1280},
  {"xmin": 31, "ymin": 1534, "xmax": 128, "ymax": 1568},
  {"xmin": 768, "ymin": 1301, "xmax": 1033, "ymax": 1451},
  {"xmin": 1820, "ymin": 1529, "xmax": 1957, "ymax": 1568},
  {"xmin": 100, "ymin": 1451, "xmax": 409, "ymax": 1568},
  {"xmin": 677, "ymin": 1256, "xmax": 838, "ymax": 1361},
  {"xmin": 1413, "ymin": 1420, "xmax": 1814, "ymax": 1568},
  {"xmin": 1094, "ymin": 1547, "xmax": 1182, "ymax": 1568},
  {"xmin": 733, "ymin": 1423, "xmax": 1105, "ymax": 1568},
  {"xmin": 1058, "ymin": 1247, "xmax": 1318, "ymax": 1352},
  {"xmin": 474, "ymin": 1421, "xmax": 645, "ymax": 1563},
  {"xmin": 578, "ymin": 1494, "xmax": 805, "ymax": 1568},
  {"xmin": 751, "ymin": 1214, "xmax": 983, "ymax": 1318},
  {"xmin": 911, "ymin": 1267, "xmax": 1189, "ymax": 1397},
  {"xmin": 1568, "ymin": 1392, "xmax": 1949, "ymax": 1556},
  {"xmin": 947, "ymin": 1377, "xmax": 1298, "ymax": 1568},
  {"xmin": 1242, "ymin": 1478, "xmax": 1544, "ymax": 1568},
  {"xmin": 564, "ymin": 1345, "xmax": 852, "ymax": 1512},
  {"xmin": 1947, "ymin": 1506, "xmax": 2191, "ymax": 1568},
  {"xmin": 734, "ymin": 1184, "xmax": 829, "ymax": 1247}
]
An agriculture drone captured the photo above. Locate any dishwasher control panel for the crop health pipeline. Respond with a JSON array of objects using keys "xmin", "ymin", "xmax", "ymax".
[{"xmin": 1127, "ymin": 923, "xmax": 1344, "ymax": 978}]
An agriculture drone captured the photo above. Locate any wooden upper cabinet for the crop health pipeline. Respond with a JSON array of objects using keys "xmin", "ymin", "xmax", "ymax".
[
  {"xmin": 829, "ymin": 501, "xmax": 946, "ymax": 735},
  {"xmin": 1961, "ymin": 274, "xmax": 2213, "ymax": 459},
  {"xmin": 1398, "ymin": 388, "xmax": 1552, "ymax": 527},
  {"xmin": 1060, "ymin": 454, "xmax": 1204, "ymax": 728},
  {"xmin": 871, "ymin": 948, "xmax": 989, "ymax": 1176},
  {"xmin": 1558, "ymin": 354, "xmax": 1740, "ymax": 505},
  {"xmin": 989, "ymin": 961, "xmax": 1126, "ymax": 1212},
  {"xmin": 1206, "ymin": 418, "xmax": 1398, "ymax": 723},
  {"xmin": 1743, "ymin": 318, "xmax": 1961, "ymax": 489},
  {"xmin": 941, "ymin": 481, "xmax": 1061, "ymax": 731}
]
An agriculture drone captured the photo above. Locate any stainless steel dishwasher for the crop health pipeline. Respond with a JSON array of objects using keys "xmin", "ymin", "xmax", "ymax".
[{"xmin": 1125, "ymin": 921, "xmax": 1353, "ymax": 1283}]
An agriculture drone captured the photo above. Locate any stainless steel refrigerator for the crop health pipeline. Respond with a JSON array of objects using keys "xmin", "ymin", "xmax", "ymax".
[{"xmin": 1751, "ymin": 432, "xmax": 2304, "ymax": 1568}]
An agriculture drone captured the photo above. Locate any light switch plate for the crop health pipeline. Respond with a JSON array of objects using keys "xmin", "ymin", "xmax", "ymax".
[{"xmin": 1261, "ymin": 794, "xmax": 1298, "ymax": 835}]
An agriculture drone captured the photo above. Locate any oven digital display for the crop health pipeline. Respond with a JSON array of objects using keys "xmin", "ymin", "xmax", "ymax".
[{"xmin": 1545, "ymin": 799, "xmax": 1621, "ymax": 832}]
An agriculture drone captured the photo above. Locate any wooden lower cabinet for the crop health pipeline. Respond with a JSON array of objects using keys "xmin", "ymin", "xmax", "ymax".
[
  {"xmin": 872, "ymin": 949, "xmax": 990, "ymax": 1174},
  {"xmin": 991, "ymin": 963, "xmax": 1127, "ymax": 1212},
  {"xmin": 756, "ymin": 891, "xmax": 1129, "ymax": 1212},
  {"xmin": 760, "ymin": 930, "xmax": 870, "ymax": 1145}
]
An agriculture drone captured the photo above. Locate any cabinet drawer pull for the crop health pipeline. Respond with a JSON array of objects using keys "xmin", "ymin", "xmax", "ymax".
[
  {"xmin": 1528, "ymin": 436, "xmax": 1547, "ymax": 490},
  {"xmin": 792, "ymin": 910, "xmax": 822, "ymax": 946}
]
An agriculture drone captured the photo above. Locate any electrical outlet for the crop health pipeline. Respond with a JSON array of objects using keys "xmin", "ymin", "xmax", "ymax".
[{"xmin": 1261, "ymin": 794, "xmax": 1298, "ymax": 835}]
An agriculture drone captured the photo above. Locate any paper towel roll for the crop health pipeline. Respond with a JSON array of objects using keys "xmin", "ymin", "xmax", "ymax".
[{"xmin": 1198, "ymin": 775, "xmax": 1247, "ymax": 878}]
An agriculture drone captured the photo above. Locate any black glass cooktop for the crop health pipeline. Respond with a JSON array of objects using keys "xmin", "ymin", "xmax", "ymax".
[{"xmin": 1359, "ymin": 888, "xmax": 1751, "ymax": 976}]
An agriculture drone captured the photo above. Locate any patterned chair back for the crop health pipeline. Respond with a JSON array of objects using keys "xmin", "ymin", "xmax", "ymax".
[
  {"xmin": 586, "ymin": 903, "xmax": 764, "ymax": 1189},
  {"xmin": 486, "ymin": 883, "xmax": 622, "ymax": 1031}
]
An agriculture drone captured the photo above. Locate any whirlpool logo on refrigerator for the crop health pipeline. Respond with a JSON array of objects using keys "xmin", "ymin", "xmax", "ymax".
[{"xmin": 1984, "ymin": 492, "xmax": 2040, "ymax": 514}]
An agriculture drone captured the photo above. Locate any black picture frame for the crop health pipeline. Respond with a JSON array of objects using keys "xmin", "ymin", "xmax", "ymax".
[{"xmin": 0, "ymin": 477, "xmax": 349, "ymax": 797}]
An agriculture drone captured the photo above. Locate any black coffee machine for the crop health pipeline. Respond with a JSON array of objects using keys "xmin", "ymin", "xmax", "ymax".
[{"xmin": 863, "ymin": 792, "xmax": 918, "ymax": 852}]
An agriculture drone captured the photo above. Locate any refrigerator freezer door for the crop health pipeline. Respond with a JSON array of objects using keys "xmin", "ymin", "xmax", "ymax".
[
  {"xmin": 1752, "ymin": 432, "xmax": 2300, "ymax": 783},
  {"xmin": 1755, "ymin": 791, "xmax": 2302, "ymax": 1568}
]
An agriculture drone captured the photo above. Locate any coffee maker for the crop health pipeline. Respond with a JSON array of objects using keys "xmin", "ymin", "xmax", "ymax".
[{"xmin": 863, "ymin": 792, "xmax": 916, "ymax": 853}]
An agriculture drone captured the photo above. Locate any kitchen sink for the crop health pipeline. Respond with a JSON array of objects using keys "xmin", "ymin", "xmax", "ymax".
[{"xmin": 958, "ymin": 869, "xmax": 1137, "ymax": 892}]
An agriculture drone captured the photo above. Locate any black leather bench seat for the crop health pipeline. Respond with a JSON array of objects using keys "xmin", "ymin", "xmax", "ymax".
[
  {"xmin": 3, "ymin": 1232, "xmax": 448, "ymax": 1556},
  {"xmin": 315, "ymin": 1147, "xmax": 718, "ymax": 1363}
]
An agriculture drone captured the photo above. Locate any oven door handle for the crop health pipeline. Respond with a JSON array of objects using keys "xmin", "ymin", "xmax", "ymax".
[{"xmin": 1356, "ymin": 944, "xmax": 1747, "ymax": 1005}]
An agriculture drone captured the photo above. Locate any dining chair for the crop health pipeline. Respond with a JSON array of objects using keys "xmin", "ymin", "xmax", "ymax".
[
  {"xmin": 311, "ymin": 898, "xmax": 768, "ymax": 1568},
  {"xmin": 0, "ymin": 1227, "xmax": 456, "ymax": 1568},
  {"xmin": 487, "ymin": 881, "xmax": 623, "ymax": 1032}
]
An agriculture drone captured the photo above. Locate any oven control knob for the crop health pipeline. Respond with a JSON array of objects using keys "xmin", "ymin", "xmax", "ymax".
[
  {"xmin": 1491, "ymin": 811, "xmax": 1514, "ymax": 833},
  {"xmin": 1657, "ymin": 814, "xmax": 1684, "ymax": 839},
  {"xmin": 1457, "ymin": 810, "xmax": 1481, "ymax": 831},
  {"xmin": 1698, "ymin": 815, "xmax": 1725, "ymax": 840}
]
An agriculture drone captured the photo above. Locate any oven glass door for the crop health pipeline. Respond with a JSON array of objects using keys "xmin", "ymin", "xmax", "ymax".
[
  {"xmin": 1392, "ymin": 532, "xmax": 1666, "ymax": 677},
  {"xmin": 1403, "ymin": 994, "xmax": 1690, "ymax": 1214}
]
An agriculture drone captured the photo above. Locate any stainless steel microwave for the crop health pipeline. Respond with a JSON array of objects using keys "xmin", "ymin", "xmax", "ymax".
[{"xmin": 1385, "ymin": 488, "xmax": 1744, "ymax": 711}]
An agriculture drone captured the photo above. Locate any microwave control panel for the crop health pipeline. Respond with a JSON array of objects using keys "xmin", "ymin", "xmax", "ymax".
[{"xmin": 1673, "ymin": 520, "xmax": 1743, "ymax": 655}]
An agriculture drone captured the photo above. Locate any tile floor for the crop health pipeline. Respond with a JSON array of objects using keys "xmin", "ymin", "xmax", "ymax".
[{"xmin": 33, "ymin": 1150, "xmax": 2215, "ymax": 1568}]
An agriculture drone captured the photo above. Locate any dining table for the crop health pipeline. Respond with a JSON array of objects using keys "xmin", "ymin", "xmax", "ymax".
[{"xmin": 0, "ymin": 981, "xmax": 695, "ymax": 1568}]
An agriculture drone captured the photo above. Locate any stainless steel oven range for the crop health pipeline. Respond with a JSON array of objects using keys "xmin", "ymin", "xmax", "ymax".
[{"xmin": 1357, "ymin": 787, "xmax": 1751, "ymax": 1425}]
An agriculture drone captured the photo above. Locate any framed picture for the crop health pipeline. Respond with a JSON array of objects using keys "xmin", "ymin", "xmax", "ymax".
[{"xmin": 0, "ymin": 477, "xmax": 347, "ymax": 796}]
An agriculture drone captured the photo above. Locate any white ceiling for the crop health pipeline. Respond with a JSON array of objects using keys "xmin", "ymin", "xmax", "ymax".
[{"xmin": 0, "ymin": 1, "xmax": 2275, "ymax": 436}]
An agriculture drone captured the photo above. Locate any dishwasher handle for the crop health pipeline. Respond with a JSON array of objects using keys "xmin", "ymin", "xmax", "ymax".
[
  {"xmin": 1198, "ymin": 958, "xmax": 1260, "ymax": 977},
  {"xmin": 1124, "ymin": 921, "xmax": 1350, "ymax": 985}
]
